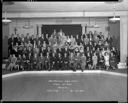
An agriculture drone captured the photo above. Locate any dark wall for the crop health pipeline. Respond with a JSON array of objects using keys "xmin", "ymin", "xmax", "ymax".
[
  {"xmin": 109, "ymin": 21, "xmax": 120, "ymax": 51},
  {"xmin": 41, "ymin": 24, "xmax": 82, "ymax": 37},
  {"xmin": 2, "ymin": 23, "xmax": 9, "ymax": 59}
]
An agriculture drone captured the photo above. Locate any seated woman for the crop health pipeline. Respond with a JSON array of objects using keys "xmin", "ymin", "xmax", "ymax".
[
  {"xmin": 92, "ymin": 52, "xmax": 98, "ymax": 70},
  {"xmin": 104, "ymin": 52, "xmax": 110, "ymax": 70}
]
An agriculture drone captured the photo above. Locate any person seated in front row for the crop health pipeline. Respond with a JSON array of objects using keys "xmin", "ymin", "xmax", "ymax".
[
  {"xmin": 27, "ymin": 53, "xmax": 33, "ymax": 70},
  {"xmin": 104, "ymin": 52, "xmax": 110, "ymax": 70},
  {"xmin": 74, "ymin": 52, "xmax": 81, "ymax": 70},
  {"xmin": 17, "ymin": 54, "xmax": 23, "ymax": 71},
  {"xmin": 86, "ymin": 52, "xmax": 92, "ymax": 70},
  {"xmin": 109, "ymin": 52, "xmax": 117, "ymax": 70},
  {"xmin": 80, "ymin": 53, "xmax": 86, "ymax": 72},
  {"xmin": 44, "ymin": 52, "xmax": 50, "ymax": 70},
  {"xmin": 7, "ymin": 54, "xmax": 18, "ymax": 71},
  {"xmin": 51, "ymin": 53, "xmax": 57, "ymax": 70},
  {"xmin": 33, "ymin": 53, "xmax": 38, "ymax": 70},
  {"xmin": 69, "ymin": 52, "xmax": 75, "ymax": 71},
  {"xmin": 92, "ymin": 52, "xmax": 98, "ymax": 70},
  {"xmin": 56, "ymin": 53, "xmax": 63, "ymax": 70},
  {"xmin": 63, "ymin": 53, "xmax": 69, "ymax": 70},
  {"xmin": 6, "ymin": 54, "xmax": 12, "ymax": 69},
  {"xmin": 22, "ymin": 54, "xmax": 27, "ymax": 70},
  {"xmin": 37, "ymin": 53, "xmax": 44, "ymax": 70}
]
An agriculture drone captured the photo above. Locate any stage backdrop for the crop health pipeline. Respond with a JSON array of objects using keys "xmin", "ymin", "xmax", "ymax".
[{"xmin": 41, "ymin": 25, "xmax": 82, "ymax": 37}]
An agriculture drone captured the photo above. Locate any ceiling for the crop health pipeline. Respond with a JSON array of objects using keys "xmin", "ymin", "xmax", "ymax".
[{"xmin": 2, "ymin": 1, "xmax": 128, "ymax": 12}]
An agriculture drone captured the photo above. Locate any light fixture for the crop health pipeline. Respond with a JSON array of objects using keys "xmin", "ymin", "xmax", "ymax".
[
  {"xmin": 109, "ymin": 3, "xmax": 120, "ymax": 22},
  {"xmin": 2, "ymin": 11, "xmax": 12, "ymax": 23},
  {"xmin": 2, "ymin": 2, "xmax": 13, "ymax": 23},
  {"xmin": 109, "ymin": 17, "xmax": 120, "ymax": 21}
]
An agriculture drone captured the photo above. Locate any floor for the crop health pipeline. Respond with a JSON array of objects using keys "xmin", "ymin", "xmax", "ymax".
[
  {"xmin": 2, "ymin": 72, "xmax": 127, "ymax": 102},
  {"xmin": 2, "ymin": 59, "xmax": 127, "ymax": 102},
  {"xmin": 2, "ymin": 68, "xmax": 128, "ymax": 75}
]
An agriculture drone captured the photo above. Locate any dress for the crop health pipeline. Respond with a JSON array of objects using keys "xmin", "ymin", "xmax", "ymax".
[
  {"xmin": 81, "ymin": 56, "xmax": 86, "ymax": 70},
  {"xmin": 104, "ymin": 55, "xmax": 110, "ymax": 66},
  {"xmin": 92, "ymin": 55, "xmax": 98, "ymax": 65}
]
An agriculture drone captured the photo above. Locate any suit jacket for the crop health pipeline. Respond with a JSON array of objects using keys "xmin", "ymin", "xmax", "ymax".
[
  {"xmin": 57, "ymin": 56, "xmax": 63, "ymax": 63},
  {"xmin": 63, "ymin": 56, "xmax": 69, "ymax": 63}
]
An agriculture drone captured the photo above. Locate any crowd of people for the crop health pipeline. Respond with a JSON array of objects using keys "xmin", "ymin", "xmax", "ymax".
[{"xmin": 6, "ymin": 29, "xmax": 120, "ymax": 72}]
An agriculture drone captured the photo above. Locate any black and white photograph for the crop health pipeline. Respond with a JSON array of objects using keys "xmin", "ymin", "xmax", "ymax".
[{"xmin": 2, "ymin": 0, "xmax": 128, "ymax": 102}]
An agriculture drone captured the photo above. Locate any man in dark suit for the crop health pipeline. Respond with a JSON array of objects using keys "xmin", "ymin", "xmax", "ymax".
[
  {"xmin": 51, "ymin": 53, "xmax": 57, "ymax": 70},
  {"xmin": 63, "ymin": 53, "xmax": 69, "ymax": 70},
  {"xmin": 56, "ymin": 53, "xmax": 63, "ymax": 70},
  {"xmin": 8, "ymin": 34, "xmax": 14, "ymax": 46},
  {"xmin": 33, "ymin": 54, "xmax": 38, "ymax": 70},
  {"xmin": 64, "ymin": 46, "xmax": 70, "ymax": 57},
  {"xmin": 44, "ymin": 34, "xmax": 49, "ymax": 45},
  {"xmin": 26, "ymin": 52, "xmax": 32, "ymax": 71},
  {"xmin": 13, "ymin": 34, "xmax": 18, "ymax": 46},
  {"xmin": 39, "ymin": 34, "xmax": 45, "ymax": 45},
  {"xmin": 30, "ymin": 35, "xmax": 35, "ymax": 45},
  {"xmin": 44, "ymin": 53, "xmax": 50, "ymax": 70},
  {"xmin": 74, "ymin": 52, "xmax": 81, "ymax": 70}
]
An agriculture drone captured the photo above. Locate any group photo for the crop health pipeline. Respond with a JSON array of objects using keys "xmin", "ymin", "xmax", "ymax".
[
  {"xmin": 2, "ymin": 1, "xmax": 127, "ymax": 102},
  {"xmin": 7, "ymin": 29, "xmax": 119, "ymax": 72}
]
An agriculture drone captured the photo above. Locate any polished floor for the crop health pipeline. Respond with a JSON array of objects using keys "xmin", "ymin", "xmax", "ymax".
[{"xmin": 2, "ymin": 72, "xmax": 127, "ymax": 101}]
